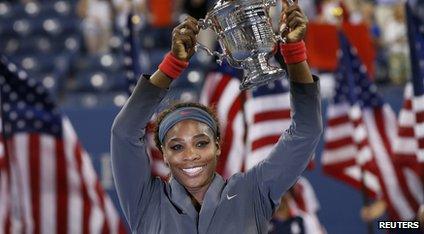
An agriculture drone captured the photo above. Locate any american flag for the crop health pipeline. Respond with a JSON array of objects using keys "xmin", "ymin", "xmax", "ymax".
[
  {"xmin": 321, "ymin": 33, "xmax": 381, "ymax": 198},
  {"xmin": 392, "ymin": 1, "xmax": 424, "ymax": 217},
  {"xmin": 322, "ymin": 32, "xmax": 418, "ymax": 221},
  {"xmin": 393, "ymin": 82, "xmax": 424, "ymax": 207},
  {"xmin": 244, "ymin": 78, "xmax": 291, "ymax": 170},
  {"xmin": 199, "ymin": 69, "xmax": 246, "ymax": 179},
  {"xmin": 122, "ymin": 12, "xmax": 169, "ymax": 178},
  {"xmin": 0, "ymin": 56, "xmax": 126, "ymax": 233},
  {"xmin": 395, "ymin": 83, "xmax": 422, "ymax": 170},
  {"xmin": 395, "ymin": 1, "xmax": 424, "ymax": 176}
]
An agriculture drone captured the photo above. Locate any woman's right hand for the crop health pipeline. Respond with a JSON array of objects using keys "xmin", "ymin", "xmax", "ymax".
[{"xmin": 171, "ymin": 16, "xmax": 199, "ymax": 61}]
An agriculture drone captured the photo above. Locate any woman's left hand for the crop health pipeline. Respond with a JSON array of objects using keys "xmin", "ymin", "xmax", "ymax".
[{"xmin": 280, "ymin": 0, "xmax": 308, "ymax": 43}]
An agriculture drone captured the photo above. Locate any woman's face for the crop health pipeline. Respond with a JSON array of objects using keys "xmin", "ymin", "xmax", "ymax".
[{"xmin": 162, "ymin": 119, "xmax": 220, "ymax": 191}]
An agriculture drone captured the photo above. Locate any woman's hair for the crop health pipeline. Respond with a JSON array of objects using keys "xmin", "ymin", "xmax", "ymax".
[{"xmin": 154, "ymin": 102, "xmax": 221, "ymax": 152}]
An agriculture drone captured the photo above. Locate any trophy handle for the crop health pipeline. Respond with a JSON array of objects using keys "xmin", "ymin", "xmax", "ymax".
[
  {"xmin": 195, "ymin": 42, "xmax": 243, "ymax": 68},
  {"xmin": 198, "ymin": 18, "xmax": 211, "ymax": 30},
  {"xmin": 196, "ymin": 18, "xmax": 242, "ymax": 68},
  {"xmin": 195, "ymin": 42, "xmax": 226, "ymax": 65},
  {"xmin": 196, "ymin": 18, "xmax": 225, "ymax": 63},
  {"xmin": 196, "ymin": 17, "xmax": 224, "ymax": 64}
]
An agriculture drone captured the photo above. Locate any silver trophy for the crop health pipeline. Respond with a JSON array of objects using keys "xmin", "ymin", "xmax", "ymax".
[{"xmin": 196, "ymin": 0, "xmax": 291, "ymax": 90}]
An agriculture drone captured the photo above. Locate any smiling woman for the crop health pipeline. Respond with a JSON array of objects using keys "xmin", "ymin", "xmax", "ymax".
[
  {"xmin": 154, "ymin": 103, "xmax": 222, "ymax": 207},
  {"xmin": 110, "ymin": 1, "xmax": 323, "ymax": 233}
]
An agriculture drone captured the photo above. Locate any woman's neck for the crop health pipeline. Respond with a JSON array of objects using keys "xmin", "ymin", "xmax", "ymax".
[
  {"xmin": 185, "ymin": 175, "xmax": 215, "ymax": 211},
  {"xmin": 186, "ymin": 183, "xmax": 210, "ymax": 206},
  {"xmin": 190, "ymin": 196, "xmax": 202, "ymax": 212}
]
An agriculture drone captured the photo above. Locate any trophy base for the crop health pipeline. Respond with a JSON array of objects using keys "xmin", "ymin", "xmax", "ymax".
[{"xmin": 239, "ymin": 68, "xmax": 287, "ymax": 90}]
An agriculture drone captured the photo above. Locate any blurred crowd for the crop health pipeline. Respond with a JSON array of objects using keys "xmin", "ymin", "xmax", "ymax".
[
  {"xmin": 0, "ymin": 0, "xmax": 414, "ymax": 110},
  {"xmin": 0, "ymin": 0, "xmax": 421, "ymax": 233},
  {"xmin": 74, "ymin": 0, "xmax": 412, "ymax": 85},
  {"xmin": 74, "ymin": 0, "xmax": 210, "ymax": 53},
  {"xmin": 314, "ymin": 0, "xmax": 410, "ymax": 85}
]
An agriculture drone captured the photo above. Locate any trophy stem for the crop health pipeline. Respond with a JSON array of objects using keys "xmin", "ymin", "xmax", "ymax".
[{"xmin": 239, "ymin": 54, "xmax": 287, "ymax": 90}]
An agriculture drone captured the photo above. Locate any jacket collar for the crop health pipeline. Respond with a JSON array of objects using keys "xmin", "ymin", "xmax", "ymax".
[
  {"xmin": 198, "ymin": 173, "xmax": 225, "ymax": 233},
  {"xmin": 168, "ymin": 173, "xmax": 225, "ymax": 230}
]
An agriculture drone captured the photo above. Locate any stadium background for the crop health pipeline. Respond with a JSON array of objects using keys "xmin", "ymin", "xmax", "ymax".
[{"xmin": 0, "ymin": 0, "xmax": 419, "ymax": 233}]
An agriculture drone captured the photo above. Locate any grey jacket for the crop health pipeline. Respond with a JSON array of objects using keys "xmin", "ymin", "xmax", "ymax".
[{"xmin": 111, "ymin": 76, "xmax": 323, "ymax": 234}]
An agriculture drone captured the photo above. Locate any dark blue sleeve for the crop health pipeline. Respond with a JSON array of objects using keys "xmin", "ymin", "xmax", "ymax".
[
  {"xmin": 246, "ymin": 77, "xmax": 323, "ymax": 218},
  {"xmin": 110, "ymin": 76, "xmax": 167, "ymax": 230}
]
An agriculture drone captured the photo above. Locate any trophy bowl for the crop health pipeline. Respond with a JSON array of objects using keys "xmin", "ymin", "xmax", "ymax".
[{"xmin": 196, "ymin": 0, "xmax": 287, "ymax": 90}]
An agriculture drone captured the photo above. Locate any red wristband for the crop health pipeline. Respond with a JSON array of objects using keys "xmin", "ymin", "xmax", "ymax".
[
  {"xmin": 280, "ymin": 40, "xmax": 307, "ymax": 65},
  {"xmin": 158, "ymin": 52, "xmax": 189, "ymax": 80}
]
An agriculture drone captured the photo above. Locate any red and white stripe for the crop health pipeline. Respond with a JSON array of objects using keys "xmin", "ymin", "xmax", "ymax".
[
  {"xmin": 394, "ymin": 83, "xmax": 424, "ymax": 170},
  {"xmin": 392, "ymin": 82, "xmax": 424, "ymax": 216},
  {"xmin": 285, "ymin": 177, "xmax": 325, "ymax": 234},
  {"xmin": 200, "ymin": 72, "xmax": 246, "ymax": 178},
  {"xmin": 0, "ymin": 134, "xmax": 12, "ymax": 234},
  {"xmin": 394, "ymin": 82, "xmax": 424, "ymax": 167},
  {"xmin": 0, "ymin": 168, "xmax": 10, "ymax": 234},
  {"xmin": 285, "ymin": 198, "xmax": 325, "ymax": 234},
  {"xmin": 395, "ymin": 84, "xmax": 419, "ymax": 159},
  {"xmin": 0, "ymin": 118, "xmax": 125, "ymax": 234},
  {"xmin": 322, "ymin": 103, "xmax": 381, "ymax": 197},
  {"xmin": 361, "ymin": 104, "xmax": 418, "ymax": 221},
  {"xmin": 412, "ymin": 92, "xmax": 424, "ymax": 163},
  {"xmin": 288, "ymin": 177, "xmax": 320, "ymax": 215},
  {"xmin": 324, "ymin": 97, "xmax": 420, "ymax": 220},
  {"xmin": 244, "ymin": 88, "xmax": 290, "ymax": 170},
  {"xmin": 396, "ymin": 83, "xmax": 424, "ymax": 201}
]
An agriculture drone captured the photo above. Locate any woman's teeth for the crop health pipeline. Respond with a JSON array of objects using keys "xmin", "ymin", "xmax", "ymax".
[{"xmin": 182, "ymin": 166, "xmax": 203, "ymax": 176}]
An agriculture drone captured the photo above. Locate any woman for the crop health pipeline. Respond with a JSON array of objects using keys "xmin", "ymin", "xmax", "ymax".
[{"xmin": 111, "ymin": 1, "xmax": 323, "ymax": 233}]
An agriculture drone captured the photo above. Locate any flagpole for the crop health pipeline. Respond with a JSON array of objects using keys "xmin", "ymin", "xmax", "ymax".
[{"xmin": 360, "ymin": 167, "xmax": 374, "ymax": 234}]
